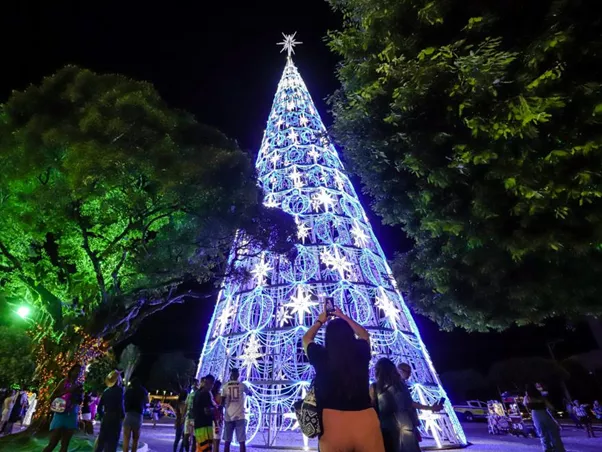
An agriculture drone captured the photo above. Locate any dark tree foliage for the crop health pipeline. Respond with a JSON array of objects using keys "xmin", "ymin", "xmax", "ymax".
[
  {"xmin": 0, "ymin": 326, "xmax": 35, "ymax": 388},
  {"xmin": 147, "ymin": 352, "xmax": 196, "ymax": 393},
  {"xmin": 0, "ymin": 66, "xmax": 295, "ymax": 345},
  {"xmin": 327, "ymin": 0, "xmax": 602, "ymax": 330},
  {"xmin": 487, "ymin": 357, "xmax": 569, "ymax": 388}
]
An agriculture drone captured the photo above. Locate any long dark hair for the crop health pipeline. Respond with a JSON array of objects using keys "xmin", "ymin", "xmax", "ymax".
[
  {"xmin": 525, "ymin": 383, "xmax": 542, "ymax": 399},
  {"xmin": 375, "ymin": 358, "xmax": 402, "ymax": 394},
  {"xmin": 325, "ymin": 318, "xmax": 364, "ymax": 401}
]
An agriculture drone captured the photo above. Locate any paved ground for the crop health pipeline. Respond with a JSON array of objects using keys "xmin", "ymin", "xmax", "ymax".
[{"xmin": 142, "ymin": 421, "xmax": 602, "ymax": 452}]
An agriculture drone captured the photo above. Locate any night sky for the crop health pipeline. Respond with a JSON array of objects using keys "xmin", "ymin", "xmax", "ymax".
[{"xmin": 1, "ymin": 1, "xmax": 595, "ymax": 383}]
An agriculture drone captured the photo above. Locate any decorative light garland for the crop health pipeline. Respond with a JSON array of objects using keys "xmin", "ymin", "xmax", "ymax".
[{"xmin": 197, "ymin": 35, "xmax": 467, "ymax": 447}]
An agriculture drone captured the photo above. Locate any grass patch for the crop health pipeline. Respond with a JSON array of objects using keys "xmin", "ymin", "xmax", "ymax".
[{"xmin": 0, "ymin": 433, "xmax": 95, "ymax": 451}]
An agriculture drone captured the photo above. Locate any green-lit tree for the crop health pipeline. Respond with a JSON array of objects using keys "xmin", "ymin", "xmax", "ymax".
[
  {"xmin": 84, "ymin": 351, "xmax": 119, "ymax": 394},
  {"xmin": 0, "ymin": 325, "xmax": 35, "ymax": 388},
  {"xmin": 327, "ymin": 0, "xmax": 602, "ymax": 330},
  {"xmin": 0, "ymin": 66, "xmax": 295, "ymax": 416}
]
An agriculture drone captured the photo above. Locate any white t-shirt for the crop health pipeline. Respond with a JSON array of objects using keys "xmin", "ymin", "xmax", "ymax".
[{"xmin": 222, "ymin": 380, "xmax": 250, "ymax": 422}]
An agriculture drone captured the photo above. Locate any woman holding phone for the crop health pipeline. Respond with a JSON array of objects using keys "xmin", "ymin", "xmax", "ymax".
[{"xmin": 302, "ymin": 304, "xmax": 384, "ymax": 452}]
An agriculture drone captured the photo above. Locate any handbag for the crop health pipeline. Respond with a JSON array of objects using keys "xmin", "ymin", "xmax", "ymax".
[
  {"xmin": 294, "ymin": 382, "xmax": 322, "ymax": 438},
  {"xmin": 50, "ymin": 397, "xmax": 67, "ymax": 413}
]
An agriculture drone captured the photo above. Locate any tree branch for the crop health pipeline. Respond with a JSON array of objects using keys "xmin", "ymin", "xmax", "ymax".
[
  {"xmin": 108, "ymin": 290, "xmax": 218, "ymax": 345},
  {"xmin": 75, "ymin": 209, "xmax": 108, "ymax": 304}
]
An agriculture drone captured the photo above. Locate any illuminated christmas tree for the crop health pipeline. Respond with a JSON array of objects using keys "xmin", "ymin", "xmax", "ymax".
[{"xmin": 197, "ymin": 34, "xmax": 467, "ymax": 448}]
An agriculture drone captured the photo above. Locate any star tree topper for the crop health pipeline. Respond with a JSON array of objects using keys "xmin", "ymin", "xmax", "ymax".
[{"xmin": 278, "ymin": 32, "xmax": 302, "ymax": 58}]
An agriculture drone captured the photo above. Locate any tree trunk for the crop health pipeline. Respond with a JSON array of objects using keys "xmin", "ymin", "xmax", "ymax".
[{"xmin": 32, "ymin": 332, "xmax": 109, "ymax": 429}]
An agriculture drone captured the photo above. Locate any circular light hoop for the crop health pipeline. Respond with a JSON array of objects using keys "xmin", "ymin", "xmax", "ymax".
[
  {"xmin": 333, "ymin": 286, "xmax": 372, "ymax": 325},
  {"xmin": 360, "ymin": 250, "xmax": 386, "ymax": 286},
  {"xmin": 340, "ymin": 196, "xmax": 363, "ymax": 220},
  {"xmin": 238, "ymin": 291, "xmax": 275, "ymax": 331},
  {"xmin": 293, "ymin": 248, "xmax": 319, "ymax": 282},
  {"xmin": 283, "ymin": 192, "xmax": 311, "ymax": 215},
  {"xmin": 286, "ymin": 146, "xmax": 304, "ymax": 164},
  {"xmin": 313, "ymin": 216, "xmax": 333, "ymax": 243}
]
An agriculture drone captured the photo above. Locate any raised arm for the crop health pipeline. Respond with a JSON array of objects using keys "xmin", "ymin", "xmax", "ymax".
[{"xmin": 302, "ymin": 308, "xmax": 328, "ymax": 353}]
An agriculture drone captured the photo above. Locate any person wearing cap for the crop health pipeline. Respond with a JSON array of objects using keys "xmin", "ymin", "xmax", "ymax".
[{"xmin": 95, "ymin": 370, "xmax": 125, "ymax": 452}]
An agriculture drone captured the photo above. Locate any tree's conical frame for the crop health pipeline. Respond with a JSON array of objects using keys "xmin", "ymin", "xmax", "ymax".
[{"xmin": 198, "ymin": 46, "xmax": 467, "ymax": 449}]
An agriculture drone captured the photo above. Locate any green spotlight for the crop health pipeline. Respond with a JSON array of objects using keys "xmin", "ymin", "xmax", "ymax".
[{"xmin": 17, "ymin": 306, "xmax": 31, "ymax": 319}]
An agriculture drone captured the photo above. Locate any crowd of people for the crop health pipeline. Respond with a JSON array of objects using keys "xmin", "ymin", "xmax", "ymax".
[
  {"xmin": 0, "ymin": 387, "xmax": 37, "ymax": 435},
  {"xmin": 564, "ymin": 398, "xmax": 602, "ymax": 438},
  {"xmin": 3, "ymin": 306, "xmax": 601, "ymax": 452},
  {"xmin": 39, "ymin": 364, "xmax": 150, "ymax": 452}
]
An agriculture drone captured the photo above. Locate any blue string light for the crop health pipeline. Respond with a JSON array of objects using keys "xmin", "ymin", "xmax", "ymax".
[{"xmin": 197, "ymin": 38, "xmax": 467, "ymax": 447}]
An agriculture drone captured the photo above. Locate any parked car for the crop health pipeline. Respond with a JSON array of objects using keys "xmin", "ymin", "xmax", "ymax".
[{"xmin": 453, "ymin": 400, "xmax": 488, "ymax": 421}]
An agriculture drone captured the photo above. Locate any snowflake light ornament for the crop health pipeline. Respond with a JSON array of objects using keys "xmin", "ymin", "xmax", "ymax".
[
  {"xmin": 320, "ymin": 246, "xmax": 352, "ymax": 279},
  {"xmin": 240, "ymin": 334, "xmax": 263, "ymax": 374},
  {"xmin": 251, "ymin": 255, "xmax": 272, "ymax": 285},
  {"xmin": 350, "ymin": 221, "xmax": 369, "ymax": 247},
  {"xmin": 285, "ymin": 286, "xmax": 317, "ymax": 323},
  {"xmin": 375, "ymin": 288, "xmax": 401, "ymax": 328},
  {"xmin": 217, "ymin": 302, "xmax": 236, "ymax": 334},
  {"xmin": 296, "ymin": 221, "xmax": 310, "ymax": 243},
  {"xmin": 276, "ymin": 306, "xmax": 293, "ymax": 327},
  {"xmin": 312, "ymin": 188, "xmax": 334, "ymax": 212}
]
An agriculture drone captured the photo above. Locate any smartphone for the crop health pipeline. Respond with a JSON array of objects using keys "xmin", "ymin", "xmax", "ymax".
[{"xmin": 324, "ymin": 298, "xmax": 335, "ymax": 316}]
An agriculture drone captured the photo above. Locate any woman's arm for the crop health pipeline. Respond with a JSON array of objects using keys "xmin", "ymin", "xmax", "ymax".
[
  {"xmin": 333, "ymin": 307, "xmax": 370, "ymax": 343},
  {"xmin": 302, "ymin": 309, "xmax": 328, "ymax": 353}
]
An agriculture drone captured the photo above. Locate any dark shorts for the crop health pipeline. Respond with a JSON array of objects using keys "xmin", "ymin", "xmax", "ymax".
[{"xmin": 123, "ymin": 412, "xmax": 143, "ymax": 429}]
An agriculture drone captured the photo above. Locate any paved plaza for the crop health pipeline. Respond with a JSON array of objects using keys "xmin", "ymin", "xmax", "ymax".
[{"xmin": 142, "ymin": 421, "xmax": 602, "ymax": 452}]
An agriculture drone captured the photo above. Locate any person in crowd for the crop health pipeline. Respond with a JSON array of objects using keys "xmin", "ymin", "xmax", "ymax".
[
  {"xmin": 193, "ymin": 374, "xmax": 216, "ymax": 452},
  {"xmin": 6, "ymin": 388, "xmax": 29, "ymax": 433},
  {"xmin": 43, "ymin": 364, "xmax": 84, "ymax": 452},
  {"xmin": 89, "ymin": 391, "xmax": 100, "ymax": 422},
  {"xmin": 593, "ymin": 400, "xmax": 602, "ymax": 420},
  {"xmin": 525, "ymin": 384, "xmax": 565, "ymax": 452},
  {"xmin": 22, "ymin": 391, "xmax": 38, "ymax": 426},
  {"xmin": 371, "ymin": 358, "xmax": 421, "ymax": 452},
  {"xmin": 95, "ymin": 371, "xmax": 125, "ymax": 452},
  {"xmin": 173, "ymin": 391, "xmax": 188, "ymax": 452},
  {"xmin": 183, "ymin": 379, "xmax": 200, "ymax": 452},
  {"xmin": 302, "ymin": 306, "xmax": 384, "ymax": 452},
  {"xmin": 123, "ymin": 377, "xmax": 149, "ymax": 452},
  {"xmin": 397, "ymin": 363, "xmax": 443, "ymax": 413},
  {"xmin": 222, "ymin": 369, "xmax": 251, "ymax": 452},
  {"xmin": 0, "ymin": 389, "xmax": 16, "ymax": 435},
  {"xmin": 82, "ymin": 392, "xmax": 94, "ymax": 434},
  {"xmin": 211, "ymin": 380, "xmax": 223, "ymax": 452},
  {"xmin": 573, "ymin": 400, "xmax": 595, "ymax": 438},
  {"xmin": 563, "ymin": 398, "xmax": 582, "ymax": 429},
  {"xmin": 152, "ymin": 400, "xmax": 162, "ymax": 428}
]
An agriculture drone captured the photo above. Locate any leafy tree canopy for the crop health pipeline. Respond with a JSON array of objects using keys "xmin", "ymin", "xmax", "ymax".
[
  {"xmin": 147, "ymin": 351, "xmax": 196, "ymax": 393},
  {"xmin": 0, "ymin": 66, "xmax": 295, "ymax": 343},
  {"xmin": 327, "ymin": 0, "xmax": 602, "ymax": 330},
  {"xmin": 0, "ymin": 325, "xmax": 35, "ymax": 388},
  {"xmin": 85, "ymin": 351, "xmax": 118, "ymax": 393}
]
